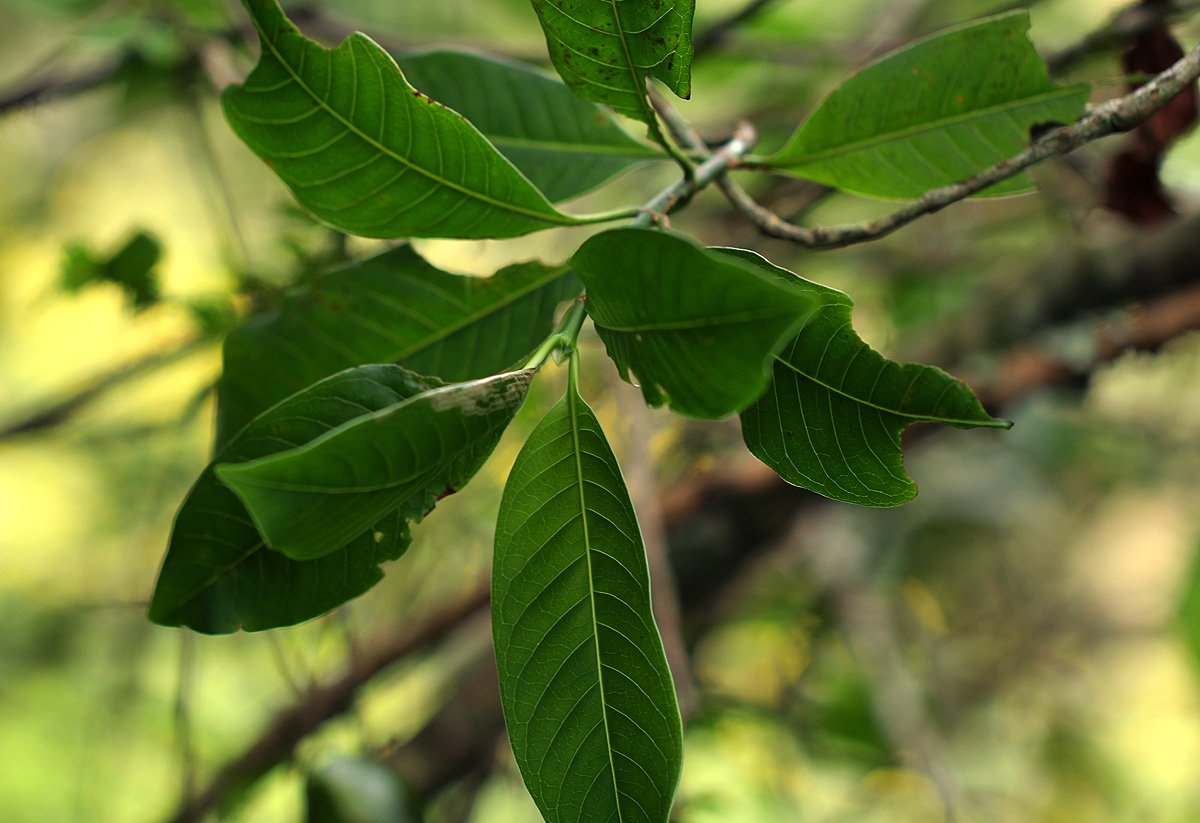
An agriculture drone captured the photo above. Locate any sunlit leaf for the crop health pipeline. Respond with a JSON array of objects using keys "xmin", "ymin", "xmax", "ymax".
[
  {"xmin": 217, "ymin": 369, "xmax": 533, "ymax": 560},
  {"xmin": 149, "ymin": 366, "xmax": 439, "ymax": 634},
  {"xmin": 216, "ymin": 245, "xmax": 579, "ymax": 449},
  {"xmin": 731, "ymin": 249, "xmax": 1010, "ymax": 507},
  {"xmin": 527, "ymin": 0, "xmax": 695, "ymax": 125},
  {"xmin": 394, "ymin": 50, "xmax": 663, "ymax": 202},
  {"xmin": 768, "ymin": 11, "xmax": 1089, "ymax": 199},
  {"xmin": 572, "ymin": 227, "xmax": 816, "ymax": 419},
  {"xmin": 223, "ymin": 0, "xmax": 581, "ymax": 238},
  {"xmin": 493, "ymin": 371, "xmax": 682, "ymax": 823}
]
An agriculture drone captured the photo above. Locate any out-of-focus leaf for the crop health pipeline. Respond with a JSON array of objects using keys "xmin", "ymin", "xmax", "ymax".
[
  {"xmin": 222, "ymin": 0, "xmax": 581, "ymax": 238},
  {"xmin": 526, "ymin": 0, "xmax": 695, "ymax": 125},
  {"xmin": 217, "ymin": 369, "xmax": 533, "ymax": 560},
  {"xmin": 215, "ymin": 245, "xmax": 579, "ymax": 450},
  {"xmin": 769, "ymin": 11, "xmax": 1089, "ymax": 199},
  {"xmin": 61, "ymin": 230, "xmax": 161, "ymax": 310},
  {"xmin": 1178, "ymin": 539, "xmax": 1200, "ymax": 673},
  {"xmin": 393, "ymin": 50, "xmax": 662, "ymax": 202},
  {"xmin": 732, "ymin": 249, "xmax": 1010, "ymax": 507},
  {"xmin": 306, "ymin": 758, "xmax": 414, "ymax": 823},
  {"xmin": 571, "ymin": 227, "xmax": 815, "ymax": 419},
  {"xmin": 493, "ymin": 369, "xmax": 683, "ymax": 823},
  {"xmin": 150, "ymin": 366, "xmax": 437, "ymax": 633}
]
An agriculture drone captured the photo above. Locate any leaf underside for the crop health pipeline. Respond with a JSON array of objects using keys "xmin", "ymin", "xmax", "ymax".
[
  {"xmin": 217, "ymin": 369, "xmax": 534, "ymax": 560},
  {"xmin": 223, "ymin": 0, "xmax": 575, "ymax": 239},
  {"xmin": 728, "ymin": 249, "xmax": 1010, "ymax": 507},
  {"xmin": 572, "ymin": 227, "xmax": 817, "ymax": 419},
  {"xmin": 215, "ymin": 244, "xmax": 580, "ymax": 450},
  {"xmin": 150, "ymin": 366, "xmax": 438, "ymax": 634},
  {"xmin": 770, "ymin": 11, "xmax": 1090, "ymax": 199},
  {"xmin": 528, "ymin": 0, "xmax": 696, "ymax": 124},
  {"xmin": 493, "ymin": 380, "xmax": 683, "ymax": 823},
  {"xmin": 394, "ymin": 50, "xmax": 662, "ymax": 202}
]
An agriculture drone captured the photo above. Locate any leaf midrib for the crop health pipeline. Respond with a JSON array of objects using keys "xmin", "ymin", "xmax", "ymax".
[
  {"xmin": 378, "ymin": 266, "xmax": 573, "ymax": 363},
  {"xmin": 567, "ymin": 385, "xmax": 625, "ymax": 823},
  {"xmin": 774, "ymin": 354, "xmax": 1009, "ymax": 427},
  {"xmin": 778, "ymin": 85, "xmax": 1085, "ymax": 166},
  {"xmin": 248, "ymin": 16, "xmax": 576, "ymax": 225}
]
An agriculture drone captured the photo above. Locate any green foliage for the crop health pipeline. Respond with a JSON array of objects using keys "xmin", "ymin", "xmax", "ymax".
[
  {"xmin": 768, "ymin": 11, "xmax": 1089, "ymax": 198},
  {"xmin": 733, "ymin": 249, "xmax": 1009, "ymax": 506},
  {"xmin": 222, "ymin": 0, "xmax": 582, "ymax": 238},
  {"xmin": 573, "ymin": 227, "xmax": 816, "ymax": 419},
  {"xmin": 144, "ymin": 0, "xmax": 1096, "ymax": 815},
  {"xmin": 215, "ymin": 245, "xmax": 579, "ymax": 449},
  {"xmin": 525, "ymin": 0, "xmax": 695, "ymax": 125},
  {"xmin": 216, "ymin": 369, "xmax": 533, "ymax": 560},
  {"xmin": 493, "ymin": 357, "xmax": 683, "ymax": 823},
  {"xmin": 61, "ymin": 230, "xmax": 161, "ymax": 311},
  {"xmin": 394, "ymin": 50, "xmax": 663, "ymax": 202}
]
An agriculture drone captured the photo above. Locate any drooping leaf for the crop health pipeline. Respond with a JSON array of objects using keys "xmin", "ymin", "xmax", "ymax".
[
  {"xmin": 150, "ymin": 366, "xmax": 440, "ymax": 634},
  {"xmin": 571, "ymin": 227, "xmax": 817, "ymax": 419},
  {"xmin": 493, "ymin": 371, "xmax": 683, "ymax": 823},
  {"xmin": 217, "ymin": 369, "xmax": 533, "ymax": 560},
  {"xmin": 393, "ymin": 50, "xmax": 663, "ymax": 202},
  {"xmin": 730, "ymin": 249, "xmax": 1010, "ymax": 507},
  {"xmin": 768, "ymin": 11, "xmax": 1090, "ymax": 199},
  {"xmin": 306, "ymin": 758, "xmax": 414, "ymax": 823},
  {"xmin": 215, "ymin": 245, "xmax": 580, "ymax": 449},
  {"xmin": 222, "ymin": 0, "xmax": 581, "ymax": 238},
  {"xmin": 527, "ymin": 0, "xmax": 695, "ymax": 125}
]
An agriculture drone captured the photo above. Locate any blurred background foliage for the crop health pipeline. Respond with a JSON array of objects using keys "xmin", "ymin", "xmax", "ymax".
[{"xmin": 4, "ymin": 0, "xmax": 1200, "ymax": 821}]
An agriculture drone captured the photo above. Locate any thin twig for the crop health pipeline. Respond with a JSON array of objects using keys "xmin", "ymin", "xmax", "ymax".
[
  {"xmin": 633, "ymin": 120, "xmax": 760, "ymax": 223},
  {"xmin": 723, "ymin": 39, "xmax": 1200, "ymax": 249},
  {"xmin": 0, "ymin": 336, "xmax": 210, "ymax": 441},
  {"xmin": 163, "ymin": 585, "xmax": 490, "ymax": 823},
  {"xmin": 693, "ymin": 0, "xmax": 787, "ymax": 55}
]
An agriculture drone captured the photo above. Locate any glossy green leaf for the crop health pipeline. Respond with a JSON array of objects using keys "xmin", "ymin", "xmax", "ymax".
[
  {"xmin": 731, "ymin": 249, "xmax": 1011, "ymax": 507},
  {"xmin": 493, "ymin": 368, "xmax": 682, "ymax": 823},
  {"xmin": 150, "ymin": 366, "xmax": 440, "ymax": 634},
  {"xmin": 306, "ymin": 758, "xmax": 414, "ymax": 823},
  {"xmin": 393, "ymin": 50, "xmax": 662, "ymax": 202},
  {"xmin": 768, "ymin": 11, "xmax": 1090, "ymax": 199},
  {"xmin": 571, "ymin": 227, "xmax": 817, "ymax": 419},
  {"xmin": 215, "ymin": 245, "xmax": 580, "ymax": 450},
  {"xmin": 217, "ymin": 369, "xmax": 533, "ymax": 560},
  {"xmin": 222, "ymin": 0, "xmax": 581, "ymax": 238},
  {"xmin": 527, "ymin": 0, "xmax": 695, "ymax": 125}
]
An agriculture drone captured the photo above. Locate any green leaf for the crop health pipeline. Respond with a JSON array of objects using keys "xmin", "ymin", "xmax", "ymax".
[
  {"xmin": 215, "ymin": 245, "xmax": 580, "ymax": 450},
  {"xmin": 571, "ymin": 227, "xmax": 817, "ymax": 419},
  {"xmin": 149, "ymin": 366, "xmax": 438, "ymax": 634},
  {"xmin": 527, "ymin": 0, "xmax": 695, "ymax": 125},
  {"xmin": 217, "ymin": 369, "xmax": 533, "ymax": 560},
  {"xmin": 393, "ymin": 50, "xmax": 662, "ymax": 202},
  {"xmin": 222, "ymin": 0, "xmax": 582, "ymax": 238},
  {"xmin": 768, "ymin": 11, "xmax": 1090, "ymax": 199},
  {"xmin": 731, "ymin": 249, "xmax": 1010, "ymax": 507},
  {"xmin": 306, "ymin": 758, "xmax": 414, "ymax": 823},
  {"xmin": 492, "ymin": 366, "xmax": 682, "ymax": 823}
]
